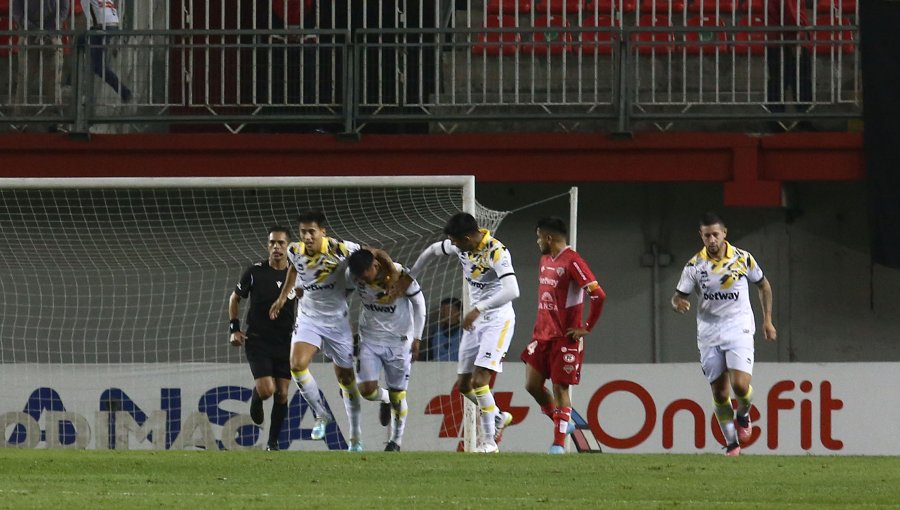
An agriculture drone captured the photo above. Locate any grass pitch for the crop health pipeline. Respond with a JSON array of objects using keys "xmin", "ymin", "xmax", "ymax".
[{"xmin": 1, "ymin": 449, "xmax": 899, "ymax": 509}]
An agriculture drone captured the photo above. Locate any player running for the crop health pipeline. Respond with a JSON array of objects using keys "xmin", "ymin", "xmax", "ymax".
[{"xmin": 521, "ymin": 217, "xmax": 606, "ymax": 454}]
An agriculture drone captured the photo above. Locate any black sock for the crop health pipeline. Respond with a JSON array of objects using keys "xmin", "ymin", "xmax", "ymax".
[{"xmin": 268, "ymin": 401, "xmax": 288, "ymax": 446}]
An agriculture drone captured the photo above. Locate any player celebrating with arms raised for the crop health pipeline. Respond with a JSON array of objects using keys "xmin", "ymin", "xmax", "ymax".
[
  {"xmin": 522, "ymin": 217, "xmax": 606, "ymax": 454},
  {"xmin": 672, "ymin": 212, "xmax": 776, "ymax": 456},
  {"xmin": 269, "ymin": 211, "xmax": 396, "ymax": 452},
  {"xmin": 347, "ymin": 249, "xmax": 426, "ymax": 451},
  {"xmin": 402, "ymin": 212, "xmax": 519, "ymax": 453}
]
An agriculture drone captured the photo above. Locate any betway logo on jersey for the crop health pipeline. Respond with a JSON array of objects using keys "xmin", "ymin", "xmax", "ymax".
[
  {"xmin": 363, "ymin": 303, "xmax": 397, "ymax": 314},
  {"xmin": 303, "ymin": 282, "xmax": 336, "ymax": 292},
  {"xmin": 703, "ymin": 291, "xmax": 739, "ymax": 301},
  {"xmin": 465, "ymin": 277, "xmax": 487, "ymax": 289},
  {"xmin": 539, "ymin": 276, "xmax": 558, "ymax": 287}
]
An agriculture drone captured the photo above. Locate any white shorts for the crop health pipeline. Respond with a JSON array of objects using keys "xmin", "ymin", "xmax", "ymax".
[
  {"xmin": 292, "ymin": 317, "xmax": 354, "ymax": 369},
  {"xmin": 357, "ymin": 340, "xmax": 411, "ymax": 390},
  {"xmin": 458, "ymin": 311, "xmax": 515, "ymax": 375},
  {"xmin": 698, "ymin": 335, "xmax": 754, "ymax": 384}
]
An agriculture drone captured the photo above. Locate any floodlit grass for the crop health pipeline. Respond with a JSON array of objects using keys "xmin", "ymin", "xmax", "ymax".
[{"xmin": 1, "ymin": 450, "xmax": 899, "ymax": 509}]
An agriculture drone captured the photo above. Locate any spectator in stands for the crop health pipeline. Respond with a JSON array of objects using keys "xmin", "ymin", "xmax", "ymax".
[
  {"xmin": 12, "ymin": 0, "xmax": 70, "ymax": 131},
  {"xmin": 423, "ymin": 297, "xmax": 463, "ymax": 361},
  {"xmin": 766, "ymin": 0, "xmax": 814, "ymax": 132},
  {"xmin": 77, "ymin": 0, "xmax": 132, "ymax": 102}
]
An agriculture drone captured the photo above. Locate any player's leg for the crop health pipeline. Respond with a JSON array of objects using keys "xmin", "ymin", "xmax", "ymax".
[
  {"xmin": 289, "ymin": 323, "xmax": 331, "ymax": 432},
  {"xmin": 357, "ymin": 342, "xmax": 391, "ymax": 427},
  {"xmin": 703, "ymin": 345, "xmax": 739, "ymax": 455},
  {"xmin": 382, "ymin": 343, "xmax": 412, "ymax": 451},
  {"xmin": 245, "ymin": 338, "xmax": 275, "ymax": 427},
  {"xmin": 267, "ymin": 376, "xmax": 291, "ymax": 450},
  {"xmin": 456, "ymin": 328, "xmax": 479, "ymax": 406},
  {"xmin": 470, "ymin": 313, "xmax": 515, "ymax": 452},
  {"xmin": 321, "ymin": 323, "xmax": 363, "ymax": 451},
  {"xmin": 522, "ymin": 340, "xmax": 556, "ymax": 418},
  {"xmin": 547, "ymin": 336, "xmax": 583, "ymax": 453},
  {"xmin": 725, "ymin": 341, "xmax": 755, "ymax": 445}
]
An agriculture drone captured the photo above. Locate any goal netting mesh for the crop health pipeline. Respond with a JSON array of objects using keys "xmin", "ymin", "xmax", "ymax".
[{"xmin": 0, "ymin": 177, "xmax": 508, "ymax": 451}]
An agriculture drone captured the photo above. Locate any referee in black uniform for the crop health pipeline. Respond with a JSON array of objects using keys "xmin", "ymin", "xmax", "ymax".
[{"xmin": 228, "ymin": 226, "xmax": 298, "ymax": 450}]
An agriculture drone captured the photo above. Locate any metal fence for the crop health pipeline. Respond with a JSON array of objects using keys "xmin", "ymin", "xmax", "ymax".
[{"xmin": 0, "ymin": 0, "xmax": 861, "ymax": 134}]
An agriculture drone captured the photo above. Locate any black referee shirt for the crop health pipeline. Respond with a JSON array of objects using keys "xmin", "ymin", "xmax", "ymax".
[{"xmin": 234, "ymin": 261, "xmax": 297, "ymax": 342}]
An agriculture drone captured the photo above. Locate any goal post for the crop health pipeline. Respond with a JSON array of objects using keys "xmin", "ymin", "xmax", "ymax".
[{"xmin": 0, "ymin": 175, "xmax": 504, "ymax": 451}]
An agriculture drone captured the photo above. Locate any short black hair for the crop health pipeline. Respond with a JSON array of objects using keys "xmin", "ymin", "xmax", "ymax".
[
  {"xmin": 443, "ymin": 213, "xmax": 479, "ymax": 238},
  {"xmin": 297, "ymin": 210, "xmax": 327, "ymax": 227},
  {"xmin": 347, "ymin": 249, "xmax": 375, "ymax": 278},
  {"xmin": 440, "ymin": 296, "xmax": 462, "ymax": 310},
  {"xmin": 699, "ymin": 211, "xmax": 726, "ymax": 229},
  {"xmin": 536, "ymin": 216, "xmax": 568, "ymax": 236},
  {"xmin": 268, "ymin": 225, "xmax": 291, "ymax": 239}
]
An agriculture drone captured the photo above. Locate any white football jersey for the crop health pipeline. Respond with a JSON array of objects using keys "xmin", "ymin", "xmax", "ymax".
[
  {"xmin": 81, "ymin": 0, "xmax": 120, "ymax": 26},
  {"xmin": 350, "ymin": 263, "xmax": 422, "ymax": 346},
  {"xmin": 441, "ymin": 229, "xmax": 516, "ymax": 315},
  {"xmin": 676, "ymin": 242, "xmax": 765, "ymax": 346},
  {"xmin": 286, "ymin": 237, "xmax": 361, "ymax": 326}
]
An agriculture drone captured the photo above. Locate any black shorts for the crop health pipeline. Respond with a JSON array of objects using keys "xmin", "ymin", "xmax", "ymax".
[{"xmin": 245, "ymin": 333, "xmax": 291, "ymax": 380}]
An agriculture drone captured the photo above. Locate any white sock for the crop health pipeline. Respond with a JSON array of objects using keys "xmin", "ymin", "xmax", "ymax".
[
  {"xmin": 714, "ymin": 398, "xmax": 738, "ymax": 446},
  {"xmin": 389, "ymin": 390, "xmax": 408, "ymax": 444},
  {"xmin": 474, "ymin": 385, "xmax": 497, "ymax": 446},
  {"xmin": 291, "ymin": 369, "xmax": 328, "ymax": 419},
  {"xmin": 363, "ymin": 387, "xmax": 389, "ymax": 404},
  {"xmin": 339, "ymin": 380, "xmax": 362, "ymax": 440}
]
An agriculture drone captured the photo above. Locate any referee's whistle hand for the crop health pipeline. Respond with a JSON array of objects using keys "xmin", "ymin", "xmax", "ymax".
[{"xmin": 230, "ymin": 331, "xmax": 246, "ymax": 346}]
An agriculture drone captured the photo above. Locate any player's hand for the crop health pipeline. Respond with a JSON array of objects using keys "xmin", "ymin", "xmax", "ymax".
[
  {"xmin": 462, "ymin": 308, "xmax": 481, "ymax": 331},
  {"xmin": 269, "ymin": 298, "xmax": 285, "ymax": 320},
  {"xmin": 763, "ymin": 321, "xmax": 777, "ymax": 342},
  {"xmin": 410, "ymin": 338, "xmax": 421, "ymax": 363},
  {"xmin": 672, "ymin": 295, "xmax": 691, "ymax": 314},
  {"xmin": 566, "ymin": 327, "xmax": 589, "ymax": 341},
  {"xmin": 229, "ymin": 331, "xmax": 246, "ymax": 347},
  {"xmin": 388, "ymin": 273, "xmax": 413, "ymax": 300}
]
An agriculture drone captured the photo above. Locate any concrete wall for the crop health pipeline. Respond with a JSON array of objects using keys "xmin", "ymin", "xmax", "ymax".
[{"xmin": 477, "ymin": 181, "xmax": 900, "ymax": 364}]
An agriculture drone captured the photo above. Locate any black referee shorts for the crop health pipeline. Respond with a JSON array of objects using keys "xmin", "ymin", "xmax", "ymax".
[{"xmin": 245, "ymin": 333, "xmax": 292, "ymax": 381}]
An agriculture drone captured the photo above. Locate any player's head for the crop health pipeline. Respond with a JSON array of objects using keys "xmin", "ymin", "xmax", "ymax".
[
  {"xmin": 267, "ymin": 226, "xmax": 291, "ymax": 262},
  {"xmin": 439, "ymin": 297, "xmax": 462, "ymax": 327},
  {"xmin": 296, "ymin": 210, "xmax": 327, "ymax": 252},
  {"xmin": 348, "ymin": 249, "xmax": 379, "ymax": 283},
  {"xmin": 535, "ymin": 216, "xmax": 568, "ymax": 255},
  {"xmin": 443, "ymin": 212, "xmax": 480, "ymax": 252},
  {"xmin": 698, "ymin": 211, "xmax": 727, "ymax": 257}
]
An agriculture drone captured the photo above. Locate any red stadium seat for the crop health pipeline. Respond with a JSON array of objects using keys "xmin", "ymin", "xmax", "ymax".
[
  {"xmin": 535, "ymin": 0, "xmax": 589, "ymax": 14},
  {"xmin": 639, "ymin": 0, "xmax": 687, "ymax": 14},
  {"xmin": 592, "ymin": 0, "xmax": 639, "ymax": 13},
  {"xmin": 523, "ymin": 15, "xmax": 574, "ymax": 55},
  {"xmin": 0, "ymin": 16, "xmax": 17, "ymax": 58},
  {"xmin": 732, "ymin": 14, "xmax": 768, "ymax": 55},
  {"xmin": 687, "ymin": 0, "xmax": 737, "ymax": 14},
  {"xmin": 487, "ymin": 0, "xmax": 533, "ymax": 15},
  {"xmin": 810, "ymin": 15, "xmax": 856, "ymax": 54},
  {"xmin": 580, "ymin": 15, "xmax": 620, "ymax": 55},
  {"xmin": 815, "ymin": 0, "xmax": 857, "ymax": 14},
  {"xmin": 683, "ymin": 15, "xmax": 728, "ymax": 54},
  {"xmin": 632, "ymin": 14, "xmax": 675, "ymax": 55},
  {"xmin": 473, "ymin": 15, "xmax": 521, "ymax": 56},
  {"xmin": 738, "ymin": 0, "xmax": 767, "ymax": 15}
]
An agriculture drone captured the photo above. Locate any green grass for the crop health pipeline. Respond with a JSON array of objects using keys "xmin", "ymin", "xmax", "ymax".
[{"xmin": 1, "ymin": 450, "xmax": 899, "ymax": 509}]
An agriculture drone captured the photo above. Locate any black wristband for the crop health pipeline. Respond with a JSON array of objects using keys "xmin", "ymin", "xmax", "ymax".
[{"xmin": 229, "ymin": 319, "xmax": 241, "ymax": 334}]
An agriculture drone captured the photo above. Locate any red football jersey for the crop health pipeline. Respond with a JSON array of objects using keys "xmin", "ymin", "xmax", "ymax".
[{"xmin": 533, "ymin": 247, "xmax": 597, "ymax": 341}]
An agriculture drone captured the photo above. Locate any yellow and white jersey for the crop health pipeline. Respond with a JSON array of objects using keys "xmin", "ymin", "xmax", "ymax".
[
  {"xmin": 443, "ymin": 229, "xmax": 516, "ymax": 315},
  {"xmin": 676, "ymin": 242, "xmax": 765, "ymax": 345},
  {"xmin": 286, "ymin": 237, "xmax": 361, "ymax": 325},
  {"xmin": 349, "ymin": 263, "xmax": 424, "ymax": 346}
]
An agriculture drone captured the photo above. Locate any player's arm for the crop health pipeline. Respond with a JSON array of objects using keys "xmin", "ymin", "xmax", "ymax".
[
  {"xmin": 393, "ymin": 240, "xmax": 450, "ymax": 297},
  {"xmin": 464, "ymin": 273, "xmax": 519, "ymax": 330},
  {"xmin": 269, "ymin": 263, "xmax": 298, "ymax": 319},
  {"xmin": 407, "ymin": 281, "xmax": 426, "ymax": 362},
  {"xmin": 368, "ymin": 247, "xmax": 399, "ymax": 286},
  {"xmin": 228, "ymin": 291, "xmax": 247, "ymax": 346},
  {"xmin": 568, "ymin": 281, "xmax": 607, "ymax": 341},
  {"xmin": 672, "ymin": 262, "xmax": 696, "ymax": 314},
  {"xmin": 755, "ymin": 276, "xmax": 777, "ymax": 342}
]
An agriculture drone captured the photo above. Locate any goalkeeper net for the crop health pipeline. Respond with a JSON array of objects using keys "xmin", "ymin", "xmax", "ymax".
[{"xmin": 0, "ymin": 176, "xmax": 507, "ymax": 451}]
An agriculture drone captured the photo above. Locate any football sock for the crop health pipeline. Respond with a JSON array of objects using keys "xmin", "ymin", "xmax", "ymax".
[
  {"xmin": 291, "ymin": 369, "xmax": 328, "ymax": 419},
  {"xmin": 339, "ymin": 380, "xmax": 363, "ymax": 441},
  {"xmin": 389, "ymin": 389, "xmax": 408, "ymax": 445},
  {"xmin": 363, "ymin": 387, "xmax": 390, "ymax": 404},
  {"xmin": 713, "ymin": 397, "xmax": 738, "ymax": 446},
  {"xmin": 735, "ymin": 385, "xmax": 753, "ymax": 418},
  {"xmin": 474, "ymin": 385, "xmax": 497, "ymax": 446},
  {"xmin": 268, "ymin": 400, "xmax": 287, "ymax": 447},
  {"xmin": 552, "ymin": 406, "xmax": 572, "ymax": 446},
  {"xmin": 462, "ymin": 388, "xmax": 477, "ymax": 405}
]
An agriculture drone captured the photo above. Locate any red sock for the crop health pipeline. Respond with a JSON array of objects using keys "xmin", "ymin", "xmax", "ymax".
[{"xmin": 552, "ymin": 406, "xmax": 572, "ymax": 446}]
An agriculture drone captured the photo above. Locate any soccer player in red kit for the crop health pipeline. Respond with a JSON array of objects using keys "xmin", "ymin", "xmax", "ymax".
[{"xmin": 521, "ymin": 217, "xmax": 606, "ymax": 454}]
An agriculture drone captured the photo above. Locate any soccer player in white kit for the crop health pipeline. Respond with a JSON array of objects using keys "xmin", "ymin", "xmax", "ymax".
[
  {"xmin": 347, "ymin": 249, "xmax": 426, "ymax": 451},
  {"xmin": 404, "ymin": 212, "xmax": 519, "ymax": 453},
  {"xmin": 269, "ymin": 211, "xmax": 396, "ymax": 452},
  {"xmin": 672, "ymin": 212, "xmax": 777, "ymax": 456}
]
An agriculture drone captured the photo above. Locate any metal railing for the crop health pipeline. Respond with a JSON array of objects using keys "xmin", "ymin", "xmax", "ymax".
[{"xmin": 0, "ymin": 21, "xmax": 861, "ymax": 134}]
